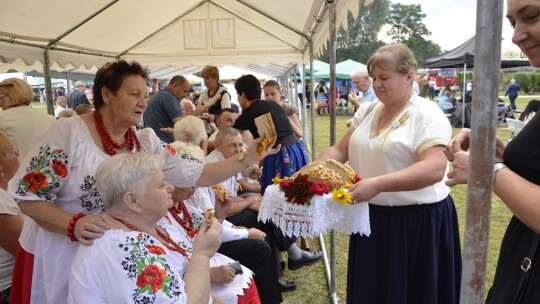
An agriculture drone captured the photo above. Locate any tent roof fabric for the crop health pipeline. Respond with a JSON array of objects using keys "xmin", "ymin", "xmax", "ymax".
[
  {"xmin": 0, "ymin": 0, "xmax": 368, "ymax": 77},
  {"xmin": 313, "ymin": 59, "xmax": 366, "ymax": 80},
  {"xmin": 425, "ymin": 36, "xmax": 530, "ymax": 69}
]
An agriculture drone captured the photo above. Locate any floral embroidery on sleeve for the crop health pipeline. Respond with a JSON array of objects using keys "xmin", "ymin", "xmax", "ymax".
[
  {"xmin": 16, "ymin": 145, "xmax": 68, "ymax": 200},
  {"xmin": 163, "ymin": 143, "xmax": 203, "ymax": 164},
  {"xmin": 120, "ymin": 233, "xmax": 183, "ymax": 303}
]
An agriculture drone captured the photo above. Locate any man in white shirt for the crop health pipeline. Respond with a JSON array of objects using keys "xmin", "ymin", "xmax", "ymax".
[
  {"xmin": 349, "ymin": 67, "xmax": 376, "ymax": 110},
  {"xmin": 54, "ymin": 96, "xmax": 68, "ymax": 118},
  {"xmin": 207, "ymin": 108, "xmax": 238, "ymax": 152}
]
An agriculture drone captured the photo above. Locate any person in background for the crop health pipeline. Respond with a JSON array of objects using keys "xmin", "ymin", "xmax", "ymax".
[
  {"xmin": 428, "ymin": 77, "xmax": 436, "ymax": 100},
  {"xmin": 57, "ymin": 109, "xmax": 76, "ymax": 119},
  {"xmin": 519, "ymin": 99, "xmax": 540, "ymax": 124},
  {"xmin": 446, "ymin": 2, "xmax": 540, "ymax": 300},
  {"xmin": 67, "ymin": 81, "xmax": 90, "ymax": 110},
  {"xmin": 315, "ymin": 44, "xmax": 461, "ymax": 303},
  {"xmin": 419, "ymin": 75, "xmax": 429, "ymax": 98},
  {"xmin": 296, "ymin": 80, "xmax": 305, "ymax": 108},
  {"xmin": 349, "ymin": 67, "xmax": 376, "ymax": 111},
  {"xmin": 54, "ymin": 96, "xmax": 68, "ymax": 117},
  {"xmin": 143, "ymin": 75, "xmax": 190, "ymax": 143},
  {"xmin": 207, "ymin": 108, "xmax": 238, "ymax": 152},
  {"xmin": 438, "ymin": 90, "xmax": 451, "ymax": 113},
  {"xmin": 505, "ymin": 78, "xmax": 520, "ymax": 110},
  {"xmin": 0, "ymin": 133, "xmax": 22, "ymax": 304},
  {"xmin": 263, "ymin": 80, "xmax": 303, "ymax": 138},
  {"xmin": 0, "ymin": 77, "xmax": 56, "ymax": 161},
  {"xmin": 7, "ymin": 60, "xmax": 278, "ymax": 304},
  {"xmin": 75, "ymin": 104, "xmax": 93, "ymax": 115},
  {"xmin": 68, "ymin": 152, "xmax": 222, "ymax": 304},
  {"xmin": 447, "ymin": 89, "xmax": 458, "ymax": 112},
  {"xmin": 315, "ymin": 80, "xmax": 328, "ymax": 115},
  {"xmin": 194, "ymin": 66, "xmax": 232, "ymax": 135}
]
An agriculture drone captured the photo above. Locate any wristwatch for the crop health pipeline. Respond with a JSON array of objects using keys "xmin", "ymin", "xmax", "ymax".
[
  {"xmin": 237, "ymin": 152, "xmax": 251, "ymax": 169},
  {"xmin": 493, "ymin": 162, "xmax": 507, "ymax": 185}
]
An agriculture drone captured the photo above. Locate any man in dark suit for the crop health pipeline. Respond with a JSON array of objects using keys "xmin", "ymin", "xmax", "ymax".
[{"xmin": 67, "ymin": 81, "xmax": 90, "ymax": 109}]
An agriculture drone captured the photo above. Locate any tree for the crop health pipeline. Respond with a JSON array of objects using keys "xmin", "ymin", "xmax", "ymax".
[
  {"xmin": 405, "ymin": 35, "xmax": 441, "ymax": 68},
  {"xmin": 318, "ymin": 0, "xmax": 390, "ymax": 63},
  {"xmin": 386, "ymin": 3, "xmax": 430, "ymax": 43}
]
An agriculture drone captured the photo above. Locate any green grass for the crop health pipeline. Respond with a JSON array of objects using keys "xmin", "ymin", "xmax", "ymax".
[
  {"xmin": 24, "ymin": 98, "xmax": 531, "ymax": 303},
  {"xmin": 282, "ymin": 97, "xmax": 533, "ymax": 304}
]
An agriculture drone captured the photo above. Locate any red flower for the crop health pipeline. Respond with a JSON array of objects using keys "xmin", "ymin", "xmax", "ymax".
[
  {"xmin": 279, "ymin": 180, "xmax": 290, "ymax": 188},
  {"xmin": 311, "ymin": 182, "xmax": 330, "ymax": 195},
  {"xmin": 136, "ymin": 265, "xmax": 167, "ymax": 293},
  {"xmin": 51, "ymin": 159, "xmax": 68, "ymax": 178},
  {"xmin": 354, "ymin": 175, "xmax": 362, "ymax": 183},
  {"xmin": 166, "ymin": 145, "xmax": 176, "ymax": 156},
  {"xmin": 22, "ymin": 172, "xmax": 49, "ymax": 192},
  {"xmin": 137, "ymin": 233, "xmax": 143, "ymax": 240},
  {"xmin": 145, "ymin": 244, "xmax": 166, "ymax": 255}
]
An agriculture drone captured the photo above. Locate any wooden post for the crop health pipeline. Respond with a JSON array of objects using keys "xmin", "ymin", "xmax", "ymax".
[{"xmin": 460, "ymin": 0, "xmax": 503, "ymax": 301}]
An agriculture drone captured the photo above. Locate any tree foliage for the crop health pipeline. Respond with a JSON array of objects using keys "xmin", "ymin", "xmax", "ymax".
[
  {"xmin": 386, "ymin": 3, "xmax": 430, "ymax": 43},
  {"xmin": 317, "ymin": 0, "xmax": 390, "ymax": 64}
]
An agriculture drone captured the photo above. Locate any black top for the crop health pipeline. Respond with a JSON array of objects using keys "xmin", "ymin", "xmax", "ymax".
[
  {"xmin": 233, "ymin": 100, "xmax": 298, "ymax": 148},
  {"xmin": 486, "ymin": 113, "xmax": 540, "ymax": 303}
]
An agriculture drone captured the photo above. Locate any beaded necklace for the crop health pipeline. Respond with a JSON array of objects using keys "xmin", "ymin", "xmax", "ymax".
[
  {"xmin": 169, "ymin": 202, "xmax": 199, "ymax": 239},
  {"xmin": 112, "ymin": 216, "xmax": 187, "ymax": 256},
  {"xmin": 93, "ymin": 109, "xmax": 141, "ymax": 155}
]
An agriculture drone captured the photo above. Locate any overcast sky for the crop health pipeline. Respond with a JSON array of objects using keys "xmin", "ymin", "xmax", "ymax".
[{"xmin": 385, "ymin": 0, "xmax": 516, "ymax": 52}]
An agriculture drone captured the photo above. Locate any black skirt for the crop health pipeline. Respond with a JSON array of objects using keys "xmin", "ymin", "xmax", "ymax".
[{"xmin": 347, "ymin": 196, "xmax": 461, "ymax": 304}]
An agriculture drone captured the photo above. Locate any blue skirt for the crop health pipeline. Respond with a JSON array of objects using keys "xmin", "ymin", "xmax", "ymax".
[
  {"xmin": 260, "ymin": 140, "xmax": 309, "ymax": 195},
  {"xmin": 347, "ymin": 196, "xmax": 462, "ymax": 304}
]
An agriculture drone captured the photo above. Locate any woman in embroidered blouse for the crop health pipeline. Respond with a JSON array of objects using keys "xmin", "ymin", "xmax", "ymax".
[
  {"xmin": 314, "ymin": 44, "xmax": 461, "ymax": 303},
  {"xmin": 0, "ymin": 132, "xmax": 22, "ymax": 303},
  {"xmin": 193, "ymin": 66, "xmax": 232, "ymax": 134},
  {"xmin": 7, "ymin": 60, "xmax": 278, "ymax": 304},
  {"xmin": 68, "ymin": 152, "xmax": 222, "ymax": 303},
  {"xmin": 445, "ymin": 0, "xmax": 540, "ymax": 302}
]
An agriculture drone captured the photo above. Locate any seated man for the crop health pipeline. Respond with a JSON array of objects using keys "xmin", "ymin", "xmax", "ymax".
[
  {"xmin": 206, "ymin": 127, "xmax": 323, "ymax": 292},
  {"xmin": 207, "ymin": 108, "xmax": 238, "ymax": 153},
  {"xmin": 497, "ymin": 98, "xmax": 513, "ymax": 123}
]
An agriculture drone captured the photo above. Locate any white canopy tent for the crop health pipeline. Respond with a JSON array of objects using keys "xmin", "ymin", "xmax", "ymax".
[{"xmin": 0, "ymin": 0, "xmax": 361, "ymax": 75}]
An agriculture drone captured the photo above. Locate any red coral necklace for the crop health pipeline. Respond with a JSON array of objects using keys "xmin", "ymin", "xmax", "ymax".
[
  {"xmin": 93, "ymin": 109, "xmax": 141, "ymax": 155},
  {"xmin": 169, "ymin": 202, "xmax": 199, "ymax": 239},
  {"xmin": 111, "ymin": 216, "xmax": 187, "ymax": 256}
]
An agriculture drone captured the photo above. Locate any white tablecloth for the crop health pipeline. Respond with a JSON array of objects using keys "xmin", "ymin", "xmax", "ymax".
[{"xmin": 258, "ymin": 184, "xmax": 371, "ymax": 238}]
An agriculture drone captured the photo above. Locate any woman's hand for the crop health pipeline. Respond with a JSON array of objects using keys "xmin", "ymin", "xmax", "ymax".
[
  {"xmin": 348, "ymin": 178, "xmax": 381, "ymax": 203},
  {"xmin": 193, "ymin": 217, "xmax": 222, "ymax": 259},
  {"xmin": 247, "ymin": 228, "xmax": 266, "ymax": 240},
  {"xmin": 444, "ymin": 128, "xmax": 471, "ymax": 161},
  {"xmin": 210, "ymin": 265, "xmax": 237, "ymax": 284},
  {"xmin": 214, "ymin": 190, "xmax": 232, "ymax": 220},
  {"xmin": 74, "ymin": 214, "xmax": 110, "ymax": 246},
  {"xmin": 246, "ymin": 166, "xmax": 262, "ymax": 180},
  {"xmin": 445, "ymin": 151, "xmax": 470, "ymax": 186}
]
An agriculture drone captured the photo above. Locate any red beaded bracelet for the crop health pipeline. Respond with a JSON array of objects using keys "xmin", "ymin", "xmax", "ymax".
[{"xmin": 66, "ymin": 212, "xmax": 86, "ymax": 241}]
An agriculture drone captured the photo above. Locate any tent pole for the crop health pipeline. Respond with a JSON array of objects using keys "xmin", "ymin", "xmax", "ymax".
[
  {"xmin": 328, "ymin": 1, "xmax": 338, "ymax": 304},
  {"xmin": 43, "ymin": 49, "xmax": 54, "ymax": 116},
  {"xmin": 462, "ymin": 63, "xmax": 467, "ymax": 128},
  {"xmin": 459, "ymin": 0, "xmax": 503, "ymax": 301},
  {"xmin": 300, "ymin": 61, "xmax": 310, "ymax": 153}
]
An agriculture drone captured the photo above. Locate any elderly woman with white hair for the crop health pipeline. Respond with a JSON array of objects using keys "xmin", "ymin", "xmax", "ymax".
[
  {"xmin": 170, "ymin": 116, "xmax": 282, "ymax": 304},
  {"xmin": 68, "ymin": 152, "xmax": 222, "ymax": 303}
]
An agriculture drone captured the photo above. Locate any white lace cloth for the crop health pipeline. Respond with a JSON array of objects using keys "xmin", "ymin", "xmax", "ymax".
[{"xmin": 258, "ymin": 185, "xmax": 371, "ymax": 238}]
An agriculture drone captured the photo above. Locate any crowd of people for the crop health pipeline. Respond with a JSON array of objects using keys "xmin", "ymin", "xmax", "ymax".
[{"xmin": 2, "ymin": 1, "xmax": 540, "ymax": 301}]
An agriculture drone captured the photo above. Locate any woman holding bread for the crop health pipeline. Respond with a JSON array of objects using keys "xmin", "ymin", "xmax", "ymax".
[{"xmin": 315, "ymin": 44, "xmax": 461, "ymax": 303}]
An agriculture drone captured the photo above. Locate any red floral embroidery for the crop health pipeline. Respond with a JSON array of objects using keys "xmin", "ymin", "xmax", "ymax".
[
  {"xmin": 145, "ymin": 244, "xmax": 166, "ymax": 255},
  {"xmin": 22, "ymin": 172, "xmax": 49, "ymax": 193},
  {"xmin": 166, "ymin": 145, "xmax": 176, "ymax": 156},
  {"xmin": 51, "ymin": 159, "xmax": 68, "ymax": 178},
  {"xmin": 136, "ymin": 265, "xmax": 167, "ymax": 292}
]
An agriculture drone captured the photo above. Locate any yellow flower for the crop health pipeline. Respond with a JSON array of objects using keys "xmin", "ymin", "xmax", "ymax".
[
  {"xmin": 272, "ymin": 176, "xmax": 283, "ymax": 184},
  {"xmin": 344, "ymin": 182, "xmax": 351, "ymax": 188},
  {"xmin": 257, "ymin": 137, "xmax": 275, "ymax": 155},
  {"xmin": 332, "ymin": 187, "xmax": 352, "ymax": 205}
]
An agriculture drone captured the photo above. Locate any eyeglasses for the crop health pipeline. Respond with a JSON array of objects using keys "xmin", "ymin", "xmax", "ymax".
[{"xmin": 10, "ymin": 145, "xmax": 19, "ymax": 157}]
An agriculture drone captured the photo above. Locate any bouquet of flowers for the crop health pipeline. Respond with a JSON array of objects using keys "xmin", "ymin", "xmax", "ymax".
[{"xmin": 258, "ymin": 160, "xmax": 371, "ymax": 238}]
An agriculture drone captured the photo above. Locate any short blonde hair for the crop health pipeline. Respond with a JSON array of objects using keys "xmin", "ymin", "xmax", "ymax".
[
  {"xmin": 58, "ymin": 109, "xmax": 76, "ymax": 118},
  {"xmin": 0, "ymin": 132, "xmax": 11, "ymax": 164},
  {"xmin": 201, "ymin": 66, "xmax": 220, "ymax": 81},
  {"xmin": 367, "ymin": 43, "xmax": 417, "ymax": 76},
  {"xmin": 0, "ymin": 78, "xmax": 35, "ymax": 106},
  {"xmin": 173, "ymin": 116, "xmax": 207, "ymax": 145}
]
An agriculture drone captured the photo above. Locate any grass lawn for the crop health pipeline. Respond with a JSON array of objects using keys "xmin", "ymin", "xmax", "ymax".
[{"xmin": 26, "ymin": 97, "xmax": 531, "ymax": 303}]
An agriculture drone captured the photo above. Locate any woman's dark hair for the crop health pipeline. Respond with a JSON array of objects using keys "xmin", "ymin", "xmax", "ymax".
[
  {"xmin": 93, "ymin": 60, "xmax": 149, "ymax": 110},
  {"xmin": 519, "ymin": 99, "xmax": 540, "ymax": 121},
  {"xmin": 234, "ymin": 74, "xmax": 261, "ymax": 101}
]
